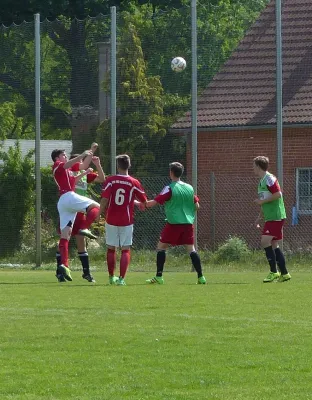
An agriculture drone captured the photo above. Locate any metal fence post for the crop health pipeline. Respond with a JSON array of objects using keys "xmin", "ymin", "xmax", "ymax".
[
  {"xmin": 276, "ymin": 0, "xmax": 283, "ymax": 187},
  {"xmin": 210, "ymin": 172, "xmax": 216, "ymax": 251},
  {"xmin": 110, "ymin": 7, "xmax": 117, "ymax": 175},
  {"xmin": 35, "ymin": 13, "xmax": 42, "ymax": 267},
  {"xmin": 191, "ymin": 0, "xmax": 198, "ymax": 248}
]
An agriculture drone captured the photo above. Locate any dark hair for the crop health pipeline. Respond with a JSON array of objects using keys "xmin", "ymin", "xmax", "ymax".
[
  {"xmin": 116, "ymin": 154, "xmax": 131, "ymax": 170},
  {"xmin": 169, "ymin": 162, "xmax": 184, "ymax": 178},
  {"xmin": 51, "ymin": 149, "xmax": 65, "ymax": 162},
  {"xmin": 253, "ymin": 156, "xmax": 269, "ymax": 171},
  {"xmin": 70, "ymin": 154, "xmax": 80, "ymax": 160}
]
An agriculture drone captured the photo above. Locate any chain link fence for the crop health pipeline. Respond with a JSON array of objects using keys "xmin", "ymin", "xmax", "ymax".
[{"xmin": 0, "ymin": 2, "xmax": 310, "ymax": 264}]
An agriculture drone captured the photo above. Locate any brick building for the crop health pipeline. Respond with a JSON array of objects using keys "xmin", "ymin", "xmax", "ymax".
[{"xmin": 172, "ymin": 0, "xmax": 312, "ymax": 250}]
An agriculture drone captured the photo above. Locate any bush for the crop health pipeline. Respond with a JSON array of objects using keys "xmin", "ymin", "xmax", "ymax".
[
  {"xmin": 0, "ymin": 143, "xmax": 35, "ymax": 255},
  {"xmin": 213, "ymin": 236, "xmax": 251, "ymax": 263}
]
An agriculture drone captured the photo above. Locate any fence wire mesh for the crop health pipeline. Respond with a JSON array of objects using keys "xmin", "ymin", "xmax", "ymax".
[{"xmin": 1, "ymin": 2, "xmax": 310, "ymax": 265}]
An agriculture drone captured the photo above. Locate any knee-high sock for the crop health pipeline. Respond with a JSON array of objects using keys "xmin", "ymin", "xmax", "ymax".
[
  {"xmin": 59, "ymin": 238, "xmax": 69, "ymax": 267},
  {"xmin": 107, "ymin": 249, "xmax": 116, "ymax": 276},
  {"xmin": 264, "ymin": 246, "xmax": 277, "ymax": 273},
  {"xmin": 156, "ymin": 250, "xmax": 166, "ymax": 277},
  {"xmin": 190, "ymin": 251, "xmax": 203, "ymax": 278},
  {"xmin": 274, "ymin": 248, "xmax": 288, "ymax": 275},
  {"xmin": 56, "ymin": 251, "xmax": 62, "ymax": 268},
  {"xmin": 120, "ymin": 249, "xmax": 131, "ymax": 278},
  {"xmin": 81, "ymin": 208, "xmax": 99, "ymax": 230},
  {"xmin": 78, "ymin": 251, "xmax": 90, "ymax": 274}
]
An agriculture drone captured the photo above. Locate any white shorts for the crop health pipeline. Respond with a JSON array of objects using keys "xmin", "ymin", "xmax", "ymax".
[
  {"xmin": 58, "ymin": 191, "xmax": 99, "ymax": 231},
  {"xmin": 105, "ymin": 223, "xmax": 133, "ymax": 247}
]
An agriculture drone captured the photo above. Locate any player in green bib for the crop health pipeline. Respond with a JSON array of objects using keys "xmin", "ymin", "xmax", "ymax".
[
  {"xmin": 143, "ymin": 162, "xmax": 206, "ymax": 285},
  {"xmin": 253, "ymin": 156, "xmax": 291, "ymax": 283}
]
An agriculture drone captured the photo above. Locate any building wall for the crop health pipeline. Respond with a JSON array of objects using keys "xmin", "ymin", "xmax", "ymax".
[{"xmin": 187, "ymin": 127, "xmax": 312, "ymax": 249}]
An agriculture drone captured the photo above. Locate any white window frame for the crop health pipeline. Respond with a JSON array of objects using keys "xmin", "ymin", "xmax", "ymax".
[{"xmin": 296, "ymin": 167, "xmax": 312, "ymax": 215}]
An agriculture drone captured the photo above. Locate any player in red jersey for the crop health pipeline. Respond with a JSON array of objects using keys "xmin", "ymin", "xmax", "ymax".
[
  {"xmin": 51, "ymin": 143, "xmax": 100, "ymax": 282},
  {"xmin": 55, "ymin": 153, "xmax": 105, "ymax": 283},
  {"xmin": 96, "ymin": 154, "xmax": 147, "ymax": 285}
]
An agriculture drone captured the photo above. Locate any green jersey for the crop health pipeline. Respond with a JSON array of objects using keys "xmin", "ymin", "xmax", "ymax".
[
  {"xmin": 74, "ymin": 171, "xmax": 88, "ymax": 196},
  {"xmin": 257, "ymin": 172, "xmax": 286, "ymax": 221},
  {"xmin": 163, "ymin": 181, "xmax": 196, "ymax": 224}
]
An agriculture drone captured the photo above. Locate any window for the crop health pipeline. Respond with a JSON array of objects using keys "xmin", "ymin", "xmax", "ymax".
[{"xmin": 296, "ymin": 168, "xmax": 312, "ymax": 214}]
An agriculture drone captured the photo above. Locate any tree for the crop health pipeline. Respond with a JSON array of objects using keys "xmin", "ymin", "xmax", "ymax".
[
  {"xmin": 97, "ymin": 13, "xmax": 167, "ymax": 175},
  {"xmin": 0, "ymin": 142, "xmax": 35, "ymax": 255}
]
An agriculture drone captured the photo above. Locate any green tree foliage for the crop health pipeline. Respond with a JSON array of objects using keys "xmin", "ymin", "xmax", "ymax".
[
  {"xmin": 0, "ymin": 142, "xmax": 35, "ymax": 255},
  {"xmin": 97, "ymin": 13, "xmax": 167, "ymax": 175},
  {"xmin": 0, "ymin": 0, "xmax": 270, "ymax": 153}
]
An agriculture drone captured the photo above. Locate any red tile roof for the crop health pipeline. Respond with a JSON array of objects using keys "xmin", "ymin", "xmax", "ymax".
[{"xmin": 172, "ymin": 0, "xmax": 312, "ymax": 130}]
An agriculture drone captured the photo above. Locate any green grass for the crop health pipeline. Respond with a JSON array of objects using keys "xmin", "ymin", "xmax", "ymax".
[{"xmin": 1, "ymin": 270, "xmax": 312, "ymax": 399}]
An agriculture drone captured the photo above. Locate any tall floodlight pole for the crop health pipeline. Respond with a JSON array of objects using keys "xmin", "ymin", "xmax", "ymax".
[
  {"xmin": 111, "ymin": 7, "xmax": 117, "ymax": 175},
  {"xmin": 191, "ymin": 0, "xmax": 198, "ymax": 248},
  {"xmin": 35, "ymin": 13, "xmax": 42, "ymax": 267},
  {"xmin": 276, "ymin": 0, "xmax": 283, "ymax": 187}
]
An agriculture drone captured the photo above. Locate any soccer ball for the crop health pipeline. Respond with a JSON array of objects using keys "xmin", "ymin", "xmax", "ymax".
[{"xmin": 171, "ymin": 57, "xmax": 186, "ymax": 72}]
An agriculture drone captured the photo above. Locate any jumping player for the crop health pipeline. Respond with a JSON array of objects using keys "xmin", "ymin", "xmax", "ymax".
[
  {"xmin": 55, "ymin": 153, "xmax": 105, "ymax": 283},
  {"xmin": 52, "ymin": 144, "xmax": 100, "ymax": 282}
]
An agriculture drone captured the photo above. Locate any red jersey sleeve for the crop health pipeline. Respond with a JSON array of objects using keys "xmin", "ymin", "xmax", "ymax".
[
  {"xmin": 265, "ymin": 175, "xmax": 281, "ymax": 194},
  {"xmin": 87, "ymin": 172, "xmax": 98, "ymax": 184},
  {"xmin": 71, "ymin": 163, "xmax": 80, "ymax": 172},
  {"xmin": 101, "ymin": 178, "xmax": 112, "ymax": 199},
  {"xmin": 134, "ymin": 179, "xmax": 147, "ymax": 202},
  {"xmin": 194, "ymin": 195, "xmax": 199, "ymax": 203},
  {"xmin": 154, "ymin": 186, "xmax": 172, "ymax": 205},
  {"xmin": 53, "ymin": 160, "xmax": 64, "ymax": 173}
]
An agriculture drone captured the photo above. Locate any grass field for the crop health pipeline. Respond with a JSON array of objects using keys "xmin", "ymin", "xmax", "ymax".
[{"xmin": 1, "ymin": 269, "xmax": 312, "ymax": 400}]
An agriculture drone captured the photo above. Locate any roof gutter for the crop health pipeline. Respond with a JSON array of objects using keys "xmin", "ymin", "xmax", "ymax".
[{"xmin": 170, "ymin": 123, "xmax": 312, "ymax": 134}]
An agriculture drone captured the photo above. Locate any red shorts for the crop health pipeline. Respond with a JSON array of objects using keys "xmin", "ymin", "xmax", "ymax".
[
  {"xmin": 57, "ymin": 212, "xmax": 86, "ymax": 236},
  {"xmin": 160, "ymin": 223, "xmax": 194, "ymax": 246},
  {"xmin": 262, "ymin": 220, "xmax": 285, "ymax": 241}
]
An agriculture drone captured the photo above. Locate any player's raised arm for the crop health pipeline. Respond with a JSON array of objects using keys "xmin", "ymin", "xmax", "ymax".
[
  {"xmin": 92, "ymin": 156, "xmax": 105, "ymax": 183},
  {"xmin": 80, "ymin": 149, "xmax": 94, "ymax": 170},
  {"xmin": 63, "ymin": 151, "xmax": 91, "ymax": 169},
  {"xmin": 74, "ymin": 168, "xmax": 93, "ymax": 184}
]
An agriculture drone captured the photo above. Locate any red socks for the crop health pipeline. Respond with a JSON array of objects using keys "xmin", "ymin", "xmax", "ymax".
[
  {"xmin": 107, "ymin": 249, "xmax": 131, "ymax": 278},
  {"xmin": 59, "ymin": 238, "xmax": 69, "ymax": 267},
  {"xmin": 81, "ymin": 207, "xmax": 99, "ymax": 230},
  {"xmin": 120, "ymin": 249, "xmax": 130, "ymax": 278},
  {"xmin": 107, "ymin": 249, "xmax": 116, "ymax": 276}
]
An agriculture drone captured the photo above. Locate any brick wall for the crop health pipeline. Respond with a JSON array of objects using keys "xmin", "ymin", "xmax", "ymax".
[{"xmin": 187, "ymin": 127, "xmax": 312, "ymax": 249}]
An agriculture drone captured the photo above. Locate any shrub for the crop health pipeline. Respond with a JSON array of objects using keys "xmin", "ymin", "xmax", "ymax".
[{"xmin": 214, "ymin": 236, "xmax": 251, "ymax": 263}]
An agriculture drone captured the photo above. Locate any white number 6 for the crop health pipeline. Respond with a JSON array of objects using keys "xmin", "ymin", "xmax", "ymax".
[{"xmin": 115, "ymin": 188, "xmax": 125, "ymax": 205}]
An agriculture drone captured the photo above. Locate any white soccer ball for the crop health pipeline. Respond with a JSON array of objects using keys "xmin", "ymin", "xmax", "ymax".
[{"xmin": 171, "ymin": 57, "xmax": 186, "ymax": 72}]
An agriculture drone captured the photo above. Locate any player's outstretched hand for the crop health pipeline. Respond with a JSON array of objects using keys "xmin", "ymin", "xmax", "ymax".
[
  {"xmin": 83, "ymin": 150, "xmax": 93, "ymax": 158},
  {"xmin": 92, "ymin": 156, "xmax": 100, "ymax": 166},
  {"xmin": 91, "ymin": 142, "xmax": 98, "ymax": 153},
  {"xmin": 138, "ymin": 202, "xmax": 147, "ymax": 211}
]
